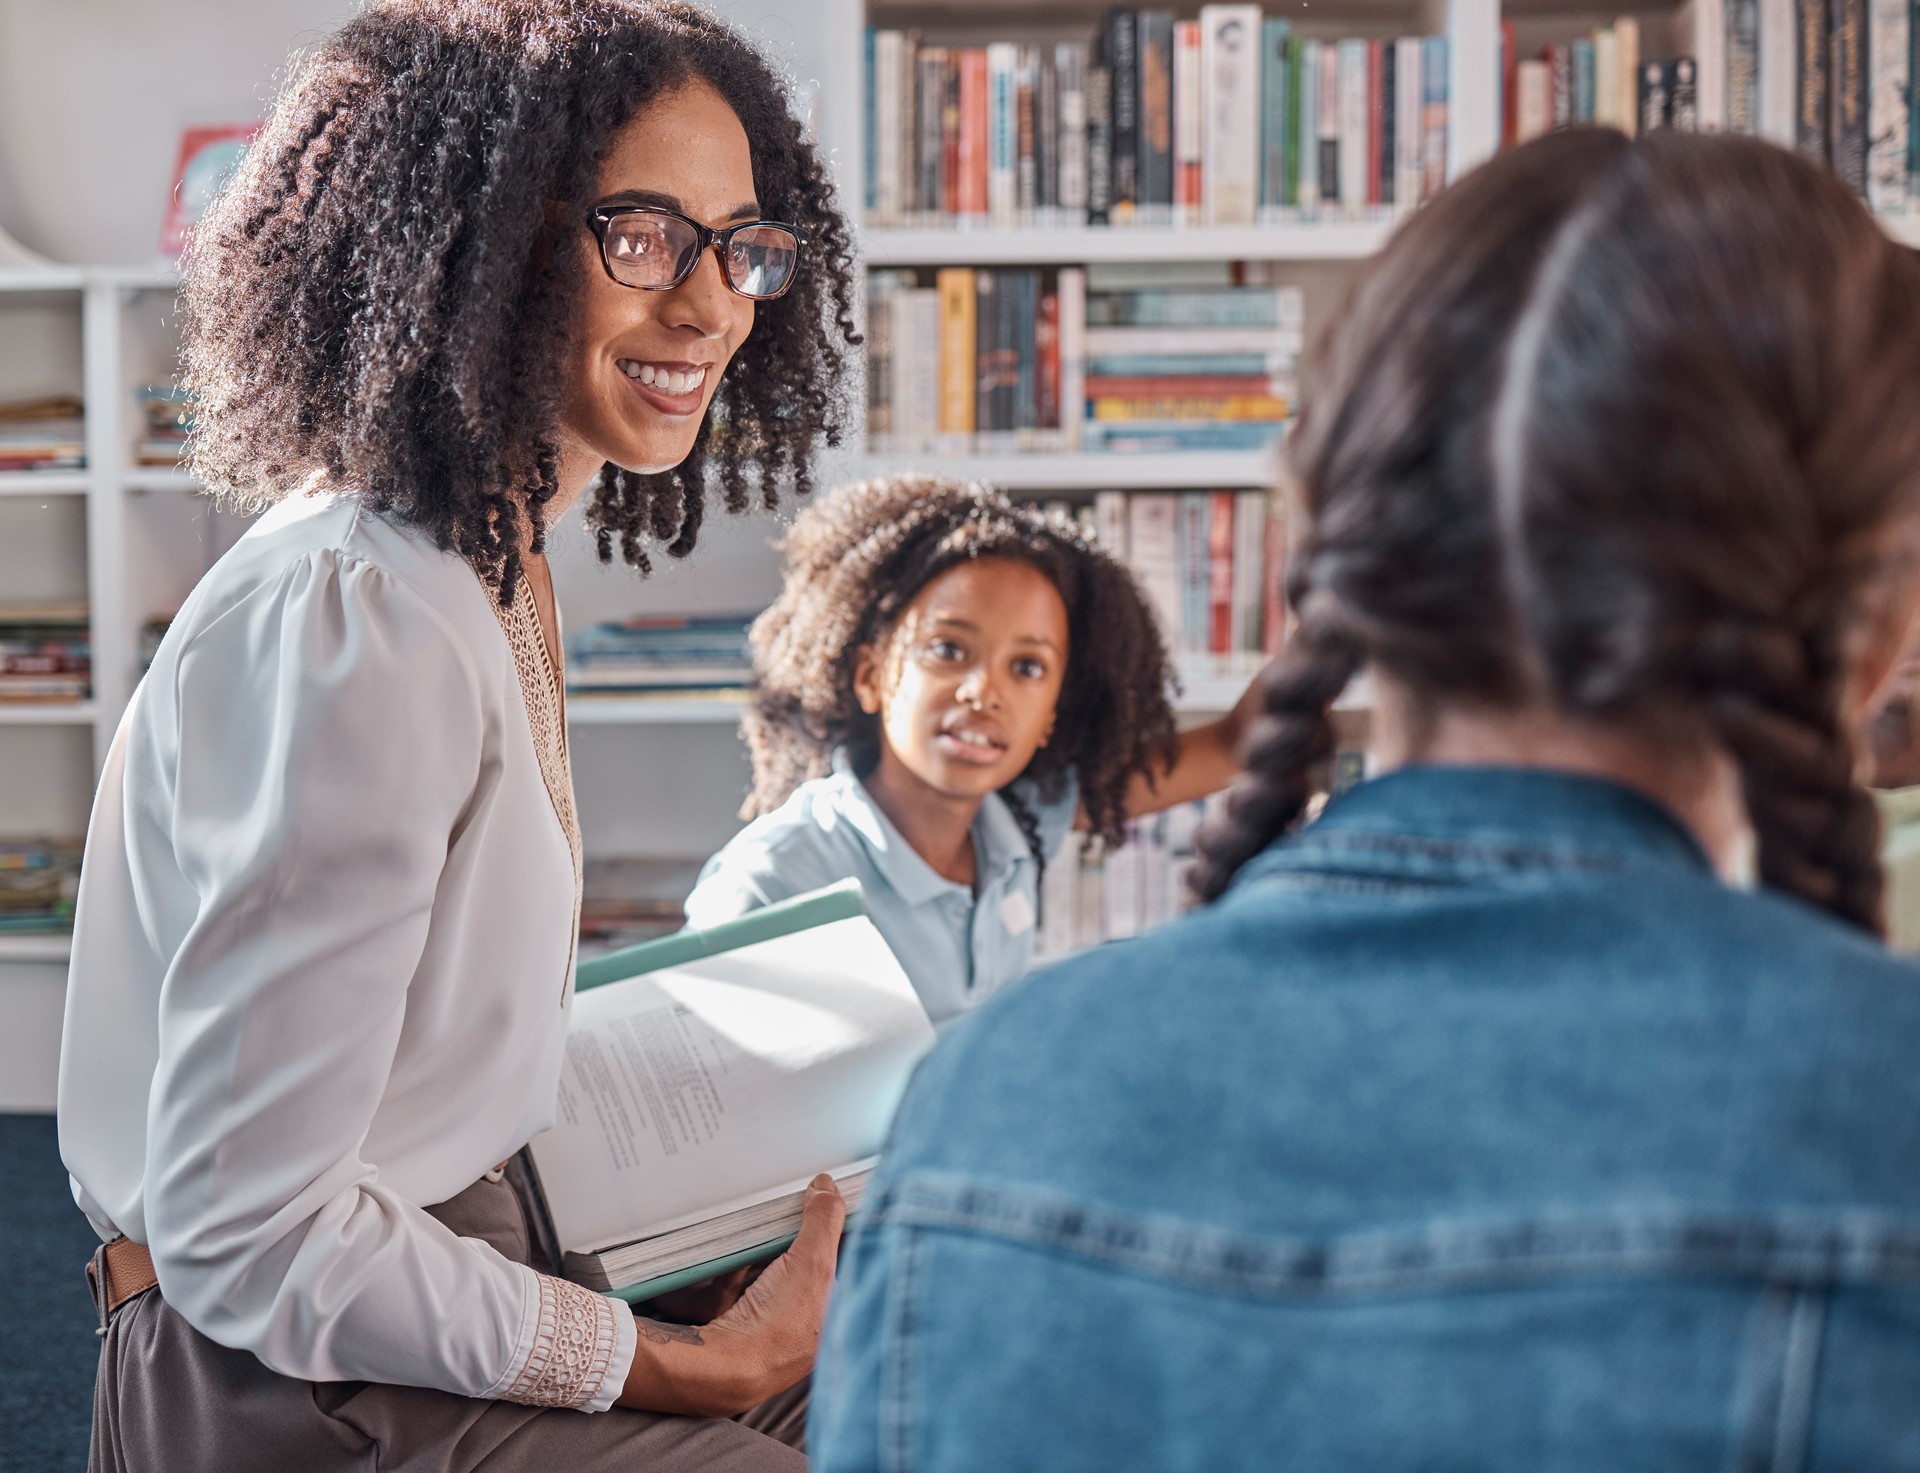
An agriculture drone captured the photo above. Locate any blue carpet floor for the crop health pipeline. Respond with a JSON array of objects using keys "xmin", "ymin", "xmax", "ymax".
[{"xmin": 0, "ymin": 1114, "xmax": 96, "ymax": 1473}]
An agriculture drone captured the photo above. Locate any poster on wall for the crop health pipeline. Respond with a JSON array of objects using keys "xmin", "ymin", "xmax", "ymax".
[{"xmin": 159, "ymin": 124, "xmax": 259, "ymax": 258}]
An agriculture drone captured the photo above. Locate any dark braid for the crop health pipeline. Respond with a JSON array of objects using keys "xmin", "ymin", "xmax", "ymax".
[
  {"xmin": 999, "ymin": 787, "xmax": 1051, "ymax": 880},
  {"xmin": 1194, "ymin": 128, "xmax": 1920, "ymax": 934}
]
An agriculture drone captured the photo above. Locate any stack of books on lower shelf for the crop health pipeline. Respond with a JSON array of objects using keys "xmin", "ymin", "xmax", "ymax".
[
  {"xmin": 136, "ymin": 385, "xmax": 192, "ymax": 466},
  {"xmin": 564, "ymin": 613, "xmax": 755, "ymax": 703},
  {"xmin": 0, "ymin": 396, "xmax": 84, "ymax": 473},
  {"xmin": 0, "ymin": 838, "xmax": 82, "ymax": 936},
  {"xmin": 578, "ymin": 855, "xmax": 706, "ymax": 951},
  {"xmin": 0, "ymin": 602, "xmax": 90, "ymax": 703}
]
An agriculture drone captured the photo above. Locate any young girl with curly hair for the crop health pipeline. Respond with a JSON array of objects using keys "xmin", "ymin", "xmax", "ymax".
[
  {"xmin": 684, "ymin": 474, "xmax": 1271, "ymax": 1023},
  {"xmin": 61, "ymin": 2, "xmax": 862, "ymax": 1467}
]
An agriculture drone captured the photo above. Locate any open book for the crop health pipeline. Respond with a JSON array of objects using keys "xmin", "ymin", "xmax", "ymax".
[{"xmin": 524, "ymin": 882, "xmax": 936, "ymax": 1301}]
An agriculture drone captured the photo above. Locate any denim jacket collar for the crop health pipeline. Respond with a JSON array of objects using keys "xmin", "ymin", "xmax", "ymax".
[{"xmin": 1233, "ymin": 764, "xmax": 1716, "ymax": 893}]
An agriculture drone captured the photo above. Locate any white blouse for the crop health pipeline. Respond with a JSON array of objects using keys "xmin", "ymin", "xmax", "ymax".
[{"xmin": 59, "ymin": 492, "xmax": 636, "ymax": 1410}]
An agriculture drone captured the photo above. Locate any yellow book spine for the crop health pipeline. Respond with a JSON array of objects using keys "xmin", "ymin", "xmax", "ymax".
[
  {"xmin": 1091, "ymin": 394, "xmax": 1293, "ymax": 422},
  {"xmin": 937, "ymin": 268, "xmax": 976, "ymax": 436}
]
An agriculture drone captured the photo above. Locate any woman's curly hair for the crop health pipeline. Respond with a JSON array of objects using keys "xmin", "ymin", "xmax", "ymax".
[
  {"xmin": 742, "ymin": 475, "xmax": 1181, "ymax": 864},
  {"xmin": 179, "ymin": 0, "xmax": 859, "ymax": 602}
]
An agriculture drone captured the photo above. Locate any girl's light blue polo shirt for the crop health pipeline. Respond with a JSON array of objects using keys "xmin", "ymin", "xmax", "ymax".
[{"xmin": 683, "ymin": 753, "xmax": 1079, "ymax": 1026}]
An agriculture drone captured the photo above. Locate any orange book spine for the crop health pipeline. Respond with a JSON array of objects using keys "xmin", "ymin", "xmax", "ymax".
[
  {"xmin": 1208, "ymin": 491, "xmax": 1236, "ymax": 656},
  {"xmin": 958, "ymin": 50, "xmax": 990, "ymax": 218},
  {"xmin": 936, "ymin": 268, "xmax": 977, "ymax": 438}
]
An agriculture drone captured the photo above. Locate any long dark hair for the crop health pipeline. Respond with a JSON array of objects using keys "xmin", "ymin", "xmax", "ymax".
[
  {"xmin": 742, "ymin": 475, "xmax": 1179, "ymax": 860},
  {"xmin": 180, "ymin": 0, "xmax": 860, "ymax": 602},
  {"xmin": 1193, "ymin": 129, "xmax": 1920, "ymax": 934}
]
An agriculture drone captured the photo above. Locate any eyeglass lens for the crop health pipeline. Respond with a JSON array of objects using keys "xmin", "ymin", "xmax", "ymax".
[{"xmin": 602, "ymin": 212, "xmax": 799, "ymax": 298}]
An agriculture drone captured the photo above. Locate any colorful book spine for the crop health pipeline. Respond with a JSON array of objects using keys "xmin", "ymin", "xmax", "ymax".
[
  {"xmin": 1798, "ymin": 0, "xmax": 1832, "ymax": 161},
  {"xmin": 1086, "ymin": 52, "xmax": 1114, "ymax": 224},
  {"xmin": 1616, "ymin": 18, "xmax": 1642, "ymax": 136},
  {"xmin": 1728, "ymin": 0, "xmax": 1761, "ymax": 131},
  {"xmin": 1015, "ymin": 46, "xmax": 1039, "ymax": 219},
  {"xmin": 1573, "ymin": 38, "xmax": 1596, "ymax": 121},
  {"xmin": 1108, "ymin": 8, "xmax": 1141, "ymax": 220},
  {"xmin": 1378, "ymin": 41, "xmax": 1396, "ymax": 208},
  {"xmin": 1758, "ymin": 0, "xmax": 1798, "ymax": 145},
  {"xmin": 1397, "ymin": 36, "xmax": 1424, "ymax": 210},
  {"xmin": 1179, "ymin": 493, "xmax": 1211, "ymax": 657},
  {"xmin": 1640, "ymin": 57, "xmax": 1673, "ymax": 131},
  {"xmin": 958, "ymin": 50, "xmax": 989, "ymax": 218},
  {"xmin": 1339, "ymin": 39, "xmax": 1369, "ymax": 212},
  {"xmin": 1259, "ymin": 19, "xmax": 1291, "ymax": 212},
  {"xmin": 1318, "ymin": 42, "xmax": 1340, "ymax": 204},
  {"xmin": 1671, "ymin": 56, "xmax": 1701, "ymax": 130},
  {"xmin": 1058, "ymin": 267, "xmax": 1087, "ymax": 451},
  {"xmin": 987, "ymin": 43, "xmax": 1019, "ymax": 225},
  {"xmin": 1422, "ymin": 36, "xmax": 1449, "ymax": 197},
  {"xmin": 1208, "ymin": 491, "xmax": 1236, "ymax": 656},
  {"xmin": 1177, "ymin": 20, "xmax": 1206, "ymax": 224},
  {"xmin": 1869, "ymin": 0, "xmax": 1911, "ymax": 208},
  {"xmin": 1138, "ymin": 11, "xmax": 1176, "ymax": 220},
  {"xmin": 873, "ymin": 30, "xmax": 904, "ymax": 223},
  {"xmin": 1298, "ymin": 39, "xmax": 1321, "ymax": 208},
  {"xmin": 1832, "ymin": 0, "xmax": 1868, "ymax": 187},
  {"xmin": 1057, "ymin": 43, "xmax": 1090, "ymax": 219},
  {"xmin": 936, "ymin": 268, "xmax": 976, "ymax": 449},
  {"xmin": 1201, "ymin": 4, "xmax": 1263, "ymax": 225}
]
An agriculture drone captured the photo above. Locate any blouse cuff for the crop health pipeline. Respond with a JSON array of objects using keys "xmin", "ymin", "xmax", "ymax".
[{"xmin": 493, "ymin": 1265, "xmax": 635, "ymax": 1410}]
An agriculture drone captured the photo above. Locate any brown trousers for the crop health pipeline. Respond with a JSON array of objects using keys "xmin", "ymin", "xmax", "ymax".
[{"xmin": 86, "ymin": 1176, "xmax": 808, "ymax": 1472}]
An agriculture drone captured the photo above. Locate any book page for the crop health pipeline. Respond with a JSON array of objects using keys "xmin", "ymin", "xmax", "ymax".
[{"xmin": 531, "ymin": 914, "xmax": 934, "ymax": 1253}]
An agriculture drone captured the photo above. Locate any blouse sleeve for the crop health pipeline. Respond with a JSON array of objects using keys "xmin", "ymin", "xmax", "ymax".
[{"xmin": 138, "ymin": 549, "xmax": 632, "ymax": 1408}]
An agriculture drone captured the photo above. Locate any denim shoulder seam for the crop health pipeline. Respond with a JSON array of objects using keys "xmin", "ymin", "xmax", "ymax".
[{"xmin": 886, "ymin": 1177, "xmax": 1920, "ymax": 1298}]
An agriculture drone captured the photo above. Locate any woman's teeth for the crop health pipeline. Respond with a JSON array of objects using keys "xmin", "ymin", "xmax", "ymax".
[
  {"xmin": 618, "ymin": 361, "xmax": 707, "ymax": 394},
  {"xmin": 947, "ymin": 729, "xmax": 1000, "ymax": 752}
]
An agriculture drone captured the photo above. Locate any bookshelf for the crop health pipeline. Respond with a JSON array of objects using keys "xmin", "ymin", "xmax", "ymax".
[{"xmin": 5, "ymin": 0, "xmax": 1920, "ymax": 1105}]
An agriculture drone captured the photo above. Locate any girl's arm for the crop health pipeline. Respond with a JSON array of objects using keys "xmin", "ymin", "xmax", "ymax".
[{"xmin": 1073, "ymin": 669, "xmax": 1268, "ymax": 829}]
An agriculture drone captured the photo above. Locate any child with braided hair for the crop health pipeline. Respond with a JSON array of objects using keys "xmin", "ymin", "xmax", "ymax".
[
  {"xmin": 684, "ymin": 474, "xmax": 1270, "ymax": 1023},
  {"xmin": 813, "ymin": 129, "xmax": 1920, "ymax": 1469}
]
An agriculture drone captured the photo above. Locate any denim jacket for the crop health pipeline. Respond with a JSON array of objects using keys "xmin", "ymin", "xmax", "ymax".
[{"xmin": 811, "ymin": 766, "xmax": 1920, "ymax": 1472}]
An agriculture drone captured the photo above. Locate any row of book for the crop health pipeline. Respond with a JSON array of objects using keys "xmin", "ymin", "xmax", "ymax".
[
  {"xmin": 1, "ymin": 602, "xmax": 89, "ymax": 703},
  {"xmin": 1081, "ymin": 488, "xmax": 1287, "ymax": 668},
  {"xmin": 864, "ymin": 8, "xmax": 1450, "ymax": 230},
  {"xmin": 0, "ymin": 837, "xmax": 82, "ymax": 935},
  {"xmin": 1503, "ymin": 18, "xmax": 1708, "ymax": 139},
  {"xmin": 564, "ymin": 614, "xmax": 754, "ymax": 700},
  {"xmin": 0, "ymin": 396, "xmax": 83, "ymax": 473},
  {"xmin": 1037, "ymin": 749, "xmax": 1370, "ymax": 957},
  {"xmin": 867, "ymin": 263, "xmax": 1303, "ymax": 456}
]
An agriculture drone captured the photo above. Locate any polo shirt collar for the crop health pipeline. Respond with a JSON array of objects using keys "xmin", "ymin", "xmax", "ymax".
[{"xmin": 827, "ymin": 749, "xmax": 1031, "ymax": 905}]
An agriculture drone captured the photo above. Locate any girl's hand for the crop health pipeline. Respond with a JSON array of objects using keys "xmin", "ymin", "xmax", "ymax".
[{"xmin": 614, "ymin": 1175, "xmax": 847, "ymax": 1416}]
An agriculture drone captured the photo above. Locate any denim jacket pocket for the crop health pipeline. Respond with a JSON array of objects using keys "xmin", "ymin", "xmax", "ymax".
[{"xmin": 874, "ymin": 1175, "xmax": 1920, "ymax": 1473}]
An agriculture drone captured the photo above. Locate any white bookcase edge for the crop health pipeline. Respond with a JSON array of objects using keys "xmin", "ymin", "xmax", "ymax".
[{"xmin": 0, "ymin": 933, "xmax": 72, "ymax": 964}]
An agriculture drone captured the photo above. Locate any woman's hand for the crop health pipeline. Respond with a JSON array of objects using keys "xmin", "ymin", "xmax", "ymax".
[
  {"xmin": 614, "ymin": 1175, "xmax": 847, "ymax": 1417},
  {"xmin": 641, "ymin": 1264, "xmax": 762, "ymax": 1324}
]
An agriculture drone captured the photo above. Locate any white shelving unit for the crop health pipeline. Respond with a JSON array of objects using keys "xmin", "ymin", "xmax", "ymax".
[{"xmin": 6, "ymin": 0, "xmax": 1920, "ymax": 1108}]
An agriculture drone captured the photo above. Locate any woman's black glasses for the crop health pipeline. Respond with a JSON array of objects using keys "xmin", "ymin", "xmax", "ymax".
[{"xmin": 587, "ymin": 205, "xmax": 804, "ymax": 300}]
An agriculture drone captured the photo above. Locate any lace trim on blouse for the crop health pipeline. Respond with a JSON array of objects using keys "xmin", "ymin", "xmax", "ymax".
[
  {"xmin": 487, "ymin": 575, "xmax": 583, "ymax": 1001},
  {"xmin": 501, "ymin": 1272, "xmax": 624, "ymax": 1408}
]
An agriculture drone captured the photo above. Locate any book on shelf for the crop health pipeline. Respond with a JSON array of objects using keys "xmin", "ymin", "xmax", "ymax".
[
  {"xmin": 1082, "ymin": 485, "xmax": 1288, "ymax": 669},
  {"xmin": 564, "ymin": 613, "xmax": 753, "ymax": 696},
  {"xmin": 1037, "ymin": 800, "xmax": 1217, "ymax": 959},
  {"xmin": 0, "ymin": 602, "xmax": 89, "ymax": 703},
  {"xmin": 863, "ymin": 7, "xmax": 1449, "ymax": 231},
  {"xmin": 0, "ymin": 837, "xmax": 82, "ymax": 934},
  {"xmin": 869, "ymin": 267, "xmax": 1301, "ymax": 457},
  {"xmin": 578, "ymin": 855, "xmax": 706, "ymax": 949},
  {"xmin": 522, "ymin": 882, "xmax": 935, "ymax": 1300},
  {"xmin": 0, "ymin": 396, "xmax": 84, "ymax": 473}
]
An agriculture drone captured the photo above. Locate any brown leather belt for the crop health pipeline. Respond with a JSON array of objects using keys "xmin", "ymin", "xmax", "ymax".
[{"xmin": 86, "ymin": 1236, "xmax": 159, "ymax": 1321}]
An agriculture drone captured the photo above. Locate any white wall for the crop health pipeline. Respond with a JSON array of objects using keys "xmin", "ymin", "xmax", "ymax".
[{"xmin": 0, "ymin": 0, "xmax": 836, "ymax": 264}]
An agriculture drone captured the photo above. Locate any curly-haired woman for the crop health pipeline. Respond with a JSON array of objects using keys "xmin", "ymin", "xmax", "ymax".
[
  {"xmin": 59, "ymin": 2, "xmax": 859, "ymax": 1467},
  {"xmin": 684, "ymin": 474, "xmax": 1270, "ymax": 1024},
  {"xmin": 813, "ymin": 131, "xmax": 1920, "ymax": 1468}
]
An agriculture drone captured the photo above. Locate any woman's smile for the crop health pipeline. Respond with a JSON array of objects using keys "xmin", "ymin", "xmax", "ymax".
[{"xmin": 616, "ymin": 357, "xmax": 712, "ymax": 415}]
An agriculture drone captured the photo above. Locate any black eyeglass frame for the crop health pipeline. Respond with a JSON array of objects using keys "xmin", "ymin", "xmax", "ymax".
[{"xmin": 586, "ymin": 205, "xmax": 807, "ymax": 300}]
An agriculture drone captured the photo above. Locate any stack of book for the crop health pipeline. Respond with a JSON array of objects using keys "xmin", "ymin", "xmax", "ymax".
[
  {"xmin": 866, "ymin": 263, "xmax": 1301, "ymax": 457},
  {"xmin": 0, "ymin": 603, "xmax": 90, "ymax": 703},
  {"xmin": 864, "ymin": 7, "xmax": 1450, "ymax": 229},
  {"xmin": 136, "ymin": 385, "xmax": 192, "ymax": 467},
  {"xmin": 0, "ymin": 396, "xmax": 84, "ymax": 473},
  {"xmin": 1082, "ymin": 274, "xmax": 1300, "ymax": 453},
  {"xmin": 1083, "ymin": 488, "xmax": 1287, "ymax": 676},
  {"xmin": 0, "ymin": 838, "xmax": 83, "ymax": 936},
  {"xmin": 579, "ymin": 855, "xmax": 706, "ymax": 950},
  {"xmin": 564, "ymin": 614, "xmax": 754, "ymax": 702}
]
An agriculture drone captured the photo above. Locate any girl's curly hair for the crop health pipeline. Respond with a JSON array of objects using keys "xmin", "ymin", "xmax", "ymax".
[
  {"xmin": 179, "ymin": 0, "xmax": 859, "ymax": 602},
  {"xmin": 742, "ymin": 475, "xmax": 1181, "ymax": 863}
]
